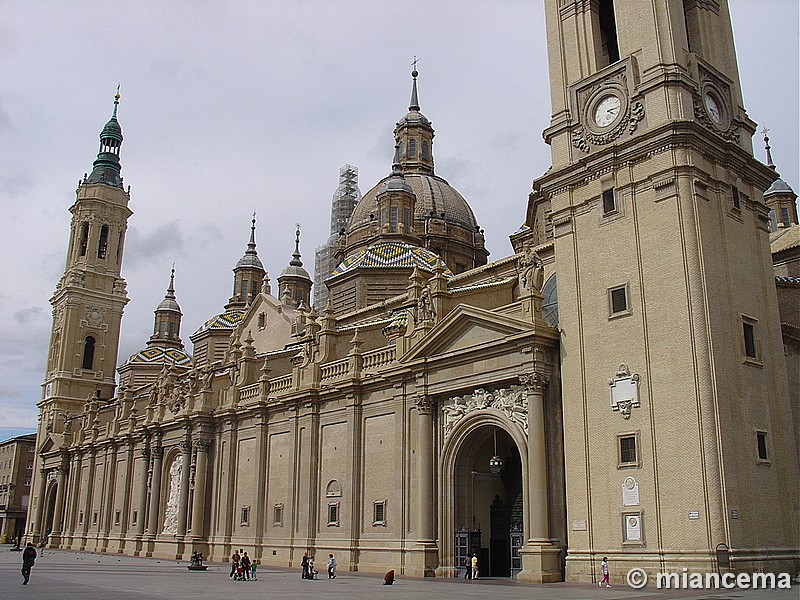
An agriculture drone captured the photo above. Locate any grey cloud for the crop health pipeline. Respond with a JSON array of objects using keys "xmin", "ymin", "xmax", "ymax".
[
  {"xmin": 13, "ymin": 306, "xmax": 44, "ymax": 325},
  {"xmin": 124, "ymin": 220, "xmax": 186, "ymax": 268}
]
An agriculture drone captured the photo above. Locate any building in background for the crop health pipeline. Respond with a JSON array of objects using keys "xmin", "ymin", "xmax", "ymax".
[
  {"xmin": 0, "ymin": 433, "xmax": 36, "ymax": 543},
  {"xmin": 27, "ymin": 1, "xmax": 798, "ymax": 583}
]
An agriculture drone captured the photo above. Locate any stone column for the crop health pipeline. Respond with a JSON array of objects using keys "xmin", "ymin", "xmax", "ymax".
[
  {"xmin": 415, "ymin": 396, "xmax": 435, "ymax": 542},
  {"xmin": 190, "ymin": 438, "xmax": 210, "ymax": 537},
  {"xmin": 177, "ymin": 438, "xmax": 192, "ymax": 537},
  {"xmin": 51, "ymin": 462, "xmax": 68, "ymax": 539},
  {"xmin": 101, "ymin": 443, "xmax": 118, "ymax": 546},
  {"xmin": 523, "ymin": 372, "xmax": 549, "ymax": 540},
  {"xmin": 147, "ymin": 446, "xmax": 164, "ymax": 535},
  {"xmin": 135, "ymin": 444, "xmax": 150, "ymax": 537},
  {"xmin": 517, "ymin": 371, "xmax": 560, "ymax": 583},
  {"xmin": 33, "ymin": 468, "xmax": 48, "ymax": 541},
  {"xmin": 410, "ymin": 395, "xmax": 437, "ymax": 577}
]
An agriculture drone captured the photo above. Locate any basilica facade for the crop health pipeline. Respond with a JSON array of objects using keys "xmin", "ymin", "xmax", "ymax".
[{"xmin": 27, "ymin": 0, "xmax": 799, "ymax": 583}]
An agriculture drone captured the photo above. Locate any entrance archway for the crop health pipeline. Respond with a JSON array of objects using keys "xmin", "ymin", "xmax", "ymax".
[{"xmin": 440, "ymin": 412, "xmax": 528, "ymax": 579}]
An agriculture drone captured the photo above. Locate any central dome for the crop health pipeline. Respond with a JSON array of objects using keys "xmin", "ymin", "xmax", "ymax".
[{"xmin": 349, "ymin": 172, "xmax": 479, "ymax": 234}]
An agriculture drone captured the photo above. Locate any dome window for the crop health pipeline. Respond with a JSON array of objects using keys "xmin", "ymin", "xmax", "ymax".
[
  {"xmin": 422, "ymin": 141, "xmax": 429, "ymax": 160},
  {"xmin": 408, "ymin": 139, "xmax": 417, "ymax": 157}
]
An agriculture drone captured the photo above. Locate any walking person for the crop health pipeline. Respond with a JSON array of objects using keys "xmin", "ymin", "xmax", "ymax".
[
  {"xmin": 21, "ymin": 542, "xmax": 37, "ymax": 585},
  {"xmin": 301, "ymin": 552, "xmax": 310, "ymax": 579},
  {"xmin": 471, "ymin": 553, "xmax": 479, "ymax": 580},
  {"xmin": 599, "ymin": 556, "xmax": 611, "ymax": 587},
  {"xmin": 327, "ymin": 553, "xmax": 337, "ymax": 578},
  {"xmin": 241, "ymin": 551, "xmax": 251, "ymax": 580}
]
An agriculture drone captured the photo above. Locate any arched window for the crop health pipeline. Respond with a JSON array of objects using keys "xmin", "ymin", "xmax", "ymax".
[
  {"xmin": 79, "ymin": 222, "xmax": 89, "ymax": 256},
  {"xmin": 82, "ymin": 336, "xmax": 96, "ymax": 370},
  {"xmin": 97, "ymin": 225, "xmax": 109, "ymax": 259},
  {"xmin": 408, "ymin": 139, "xmax": 417, "ymax": 157}
]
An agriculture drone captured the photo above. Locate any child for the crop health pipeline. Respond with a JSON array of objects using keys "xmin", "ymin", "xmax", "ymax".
[
  {"xmin": 599, "ymin": 556, "xmax": 610, "ymax": 587},
  {"xmin": 327, "ymin": 553, "xmax": 337, "ymax": 578},
  {"xmin": 251, "ymin": 560, "xmax": 258, "ymax": 581},
  {"xmin": 308, "ymin": 557, "xmax": 317, "ymax": 579}
]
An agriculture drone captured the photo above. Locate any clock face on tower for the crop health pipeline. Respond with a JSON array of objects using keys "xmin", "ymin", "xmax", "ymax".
[
  {"xmin": 593, "ymin": 94, "xmax": 622, "ymax": 127},
  {"xmin": 703, "ymin": 92, "xmax": 721, "ymax": 123}
]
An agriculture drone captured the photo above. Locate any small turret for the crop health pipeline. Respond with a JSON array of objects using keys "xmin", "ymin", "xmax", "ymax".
[
  {"xmin": 278, "ymin": 226, "xmax": 312, "ymax": 309},
  {"xmin": 227, "ymin": 214, "xmax": 266, "ymax": 309},
  {"xmin": 149, "ymin": 267, "xmax": 183, "ymax": 347},
  {"xmin": 394, "ymin": 64, "xmax": 435, "ymax": 175}
]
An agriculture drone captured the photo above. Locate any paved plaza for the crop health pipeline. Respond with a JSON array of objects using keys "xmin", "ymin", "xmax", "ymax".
[{"xmin": 0, "ymin": 546, "xmax": 795, "ymax": 600}]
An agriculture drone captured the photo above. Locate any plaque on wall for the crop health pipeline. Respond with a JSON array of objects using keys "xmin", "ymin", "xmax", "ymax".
[
  {"xmin": 625, "ymin": 514, "xmax": 642, "ymax": 542},
  {"xmin": 622, "ymin": 476, "xmax": 639, "ymax": 506}
]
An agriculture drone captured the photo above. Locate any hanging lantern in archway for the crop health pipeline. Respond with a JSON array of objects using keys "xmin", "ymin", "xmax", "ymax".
[{"xmin": 489, "ymin": 428, "xmax": 503, "ymax": 474}]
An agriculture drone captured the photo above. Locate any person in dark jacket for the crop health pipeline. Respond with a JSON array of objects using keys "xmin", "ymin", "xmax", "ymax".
[{"xmin": 22, "ymin": 543, "xmax": 37, "ymax": 585}]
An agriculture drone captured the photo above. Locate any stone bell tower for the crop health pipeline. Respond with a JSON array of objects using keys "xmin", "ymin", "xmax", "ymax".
[
  {"xmin": 40, "ymin": 91, "xmax": 132, "ymax": 429},
  {"xmin": 534, "ymin": 0, "xmax": 798, "ymax": 580}
]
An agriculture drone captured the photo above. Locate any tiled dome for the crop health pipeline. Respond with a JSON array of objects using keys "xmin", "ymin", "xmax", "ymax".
[{"xmin": 332, "ymin": 241, "xmax": 453, "ymax": 276}]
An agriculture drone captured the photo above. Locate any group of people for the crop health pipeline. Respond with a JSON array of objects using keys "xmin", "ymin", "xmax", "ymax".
[
  {"xmin": 229, "ymin": 549, "xmax": 257, "ymax": 581},
  {"xmin": 300, "ymin": 552, "xmax": 337, "ymax": 579}
]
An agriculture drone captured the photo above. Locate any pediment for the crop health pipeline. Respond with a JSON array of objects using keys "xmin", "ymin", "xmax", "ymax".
[
  {"xmin": 38, "ymin": 432, "xmax": 63, "ymax": 455},
  {"xmin": 400, "ymin": 304, "xmax": 535, "ymax": 362}
]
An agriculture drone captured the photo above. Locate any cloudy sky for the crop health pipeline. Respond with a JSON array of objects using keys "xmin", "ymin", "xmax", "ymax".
[{"xmin": 0, "ymin": 1, "xmax": 797, "ymax": 441}]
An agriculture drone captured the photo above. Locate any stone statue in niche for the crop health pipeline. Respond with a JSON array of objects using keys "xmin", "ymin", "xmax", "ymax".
[{"xmin": 162, "ymin": 454, "xmax": 183, "ymax": 534}]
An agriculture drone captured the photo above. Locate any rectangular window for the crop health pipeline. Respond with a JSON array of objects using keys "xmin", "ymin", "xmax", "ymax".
[
  {"xmin": 609, "ymin": 285, "xmax": 629, "ymax": 316},
  {"xmin": 732, "ymin": 186, "xmax": 741, "ymax": 210},
  {"xmin": 114, "ymin": 511, "xmax": 121, "ymax": 526},
  {"xmin": 92, "ymin": 511, "xmax": 98, "ymax": 526},
  {"xmin": 756, "ymin": 431, "xmax": 768, "ymax": 461},
  {"xmin": 131, "ymin": 510, "xmax": 138, "ymax": 526},
  {"xmin": 373, "ymin": 500, "xmax": 387, "ymax": 526},
  {"xmin": 742, "ymin": 320, "xmax": 757, "ymax": 359},
  {"xmin": 273, "ymin": 504, "xmax": 283, "ymax": 527},
  {"xmin": 327, "ymin": 502, "xmax": 340, "ymax": 527},
  {"xmin": 390, "ymin": 207, "xmax": 398, "ymax": 233},
  {"xmin": 27, "ymin": 460, "xmax": 33, "ymax": 469},
  {"xmin": 602, "ymin": 188, "xmax": 617, "ymax": 215},
  {"xmin": 781, "ymin": 207, "xmax": 791, "ymax": 227},
  {"xmin": 79, "ymin": 511, "xmax": 84, "ymax": 525},
  {"xmin": 240, "ymin": 506, "xmax": 250, "ymax": 526},
  {"xmin": 618, "ymin": 435, "xmax": 638, "ymax": 466}
]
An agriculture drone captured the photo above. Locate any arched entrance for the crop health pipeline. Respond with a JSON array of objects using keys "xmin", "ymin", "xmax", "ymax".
[{"xmin": 440, "ymin": 412, "xmax": 528, "ymax": 579}]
